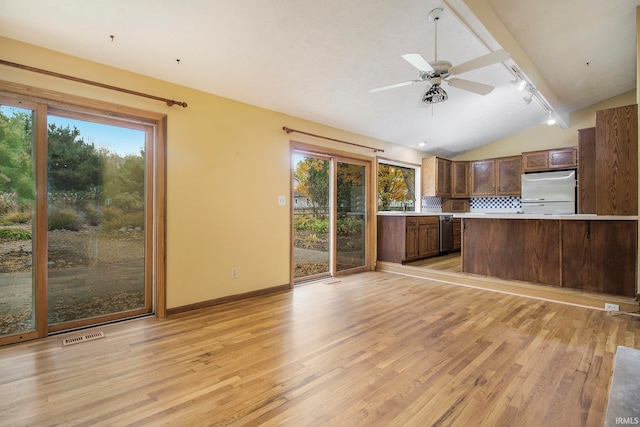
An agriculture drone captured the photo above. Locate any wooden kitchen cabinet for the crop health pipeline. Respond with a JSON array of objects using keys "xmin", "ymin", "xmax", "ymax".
[
  {"xmin": 577, "ymin": 127, "xmax": 596, "ymax": 214},
  {"xmin": 470, "ymin": 156, "xmax": 522, "ymax": 197},
  {"xmin": 417, "ymin": 217, "xmax": 439, "ymax": 258},
  {"xmin": 470, "ymin": 159, "xmax": 496, "ymax": 196},
  {"xmin": 595, "ymin": 104, "xmax": 638, "ymax": 215},
  {"xmin": 522, "ymin": 147, "xmax": 577, "ymax": 172},
  {"xmin": 442, "ymin": 198, "xmax": 469, "ymax": 212},
  {"xmin": 377, "ymin": 215, "xmax": 439, "ymax": 263},
  {"xmin": 561, "ymin": 220, "xmax": 637, "ymax": 296},
  {"xmin": 422, "ymin": 157, "xmax": 451, "ymax": 197},
  {"xmin": 451, "ymin": 161, "xmax": 470, "ymax": 198},
  {"xmin": 496, "ymin": 156, "xmax": 522, "ymax": 195}
]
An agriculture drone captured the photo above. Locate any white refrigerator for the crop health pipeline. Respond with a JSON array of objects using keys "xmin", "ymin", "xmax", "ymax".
[{"xmin": 521, "ymin": 170, "xmax": 576, "ymax": 214}]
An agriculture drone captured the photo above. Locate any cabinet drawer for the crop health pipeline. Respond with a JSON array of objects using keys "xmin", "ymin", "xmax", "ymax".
[
  {"xmin": 417, "ymin": 216, "xmax": 438, "ymax": 225},
  {"xmin": 406, "ymin": 217, "xmax": 417, "ymax": 225}
]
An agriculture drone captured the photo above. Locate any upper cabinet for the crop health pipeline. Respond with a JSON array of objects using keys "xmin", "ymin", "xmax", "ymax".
[
  {"xmin": 522, "ymin": 147, "xmax": 577, "ymax": 172},
  {"xmin": 496, "ymin": 156, "xmax": 522, "ymax": 196},
  {"xmin": 470, "ymin": 159, "xmax": 496, "ymax": 196},
  {"xmin": 422, "ymin": 157, "xmax": 451, "ymax": 197},
  {"xmin": 470, "ymin": 155, "xmax": 522, "ymax": 197},
  {"xmin": 451, "ymin": 161, "xmax": 470, "ymax": 198}
]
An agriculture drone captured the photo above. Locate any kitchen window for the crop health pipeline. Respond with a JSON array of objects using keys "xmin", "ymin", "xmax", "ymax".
[{"xmin": 377, "ymin": 160, "xmax": 420, "ymax": 212}]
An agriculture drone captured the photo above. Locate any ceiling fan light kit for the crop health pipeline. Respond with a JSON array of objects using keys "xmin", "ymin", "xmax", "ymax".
[{"xmin": 369, "ymin": 8, "xmax": 511, "ymax": 105}]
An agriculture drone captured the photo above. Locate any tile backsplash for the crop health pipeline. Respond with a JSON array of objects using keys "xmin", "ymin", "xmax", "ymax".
[
  {"xmin": 470, "ymin": 196, "xmax": 521, "ymax": 211},
  {"xmin": 422, "ymin": 196, "xmax": 522, "ymax": 212}
]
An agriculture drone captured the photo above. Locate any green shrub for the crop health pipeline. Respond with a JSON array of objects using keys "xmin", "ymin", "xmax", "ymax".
[
  {"xmin": 80, "ymin": 205, "xmax": 101, "ymax": 226},
  {"xmin": 0, "ymin": 192, "xmax": 17, "ymax": 216},
  {"xmin": 294, "ymin": 215, "xmax": 329, "ymax": 234},
  {"xmin": 0, "ymin": 228, "xmax": 32, "ymax": 241},
  {"xmin": 337, "ymin": 216, "xmax": 363, "ymax": 235},
  {"xmin": 103, "ymin": 211, "xmax": 145, "ymax": 231},
  {"xmin": 112, "ymin": 192, "xmax": 143, "ymax": 212},
  {"xmin": 4, "ymin": 210, "xmax": 32, "ymax": 225},
  {"xmin": 48, "ymin": 211, "xmax": 82, "ymax": 231}
]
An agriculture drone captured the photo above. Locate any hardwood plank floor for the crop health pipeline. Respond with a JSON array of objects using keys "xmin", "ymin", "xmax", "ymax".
[
  {"xmin": 398, "ymin": 254, "xmax": 639, "ymax": 313},
  {"xmin": 0, "ymin": 271, "xmax": 638, "ymax": 426}
]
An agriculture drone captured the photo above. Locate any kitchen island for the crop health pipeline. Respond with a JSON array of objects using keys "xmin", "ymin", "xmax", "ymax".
[{"xmin": 458, "ymin": 214, "xmax": 638, "ymax": 297}]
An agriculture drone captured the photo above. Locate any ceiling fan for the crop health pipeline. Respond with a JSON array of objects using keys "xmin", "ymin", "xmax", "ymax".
[{"xmin": 369, "ymin": 7, "xmax": 510, "ymax": 104}]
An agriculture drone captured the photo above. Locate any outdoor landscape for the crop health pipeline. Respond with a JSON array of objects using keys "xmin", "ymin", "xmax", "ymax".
[{"xmin": 0, "ymin": 106, "xmax": 146, "ymax": 335}]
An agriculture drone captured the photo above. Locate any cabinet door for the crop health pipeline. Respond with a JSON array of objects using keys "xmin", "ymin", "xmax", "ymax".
[
  {"xmin": 595, "ymin": 104, "xmax": 638, "ymax": 215},
  {"xmin": 522, "ymin": 151, "xmax": 549, "ymax": 172},
  {"xmin": 422, "ymin": 157, "xmax": 451, "ymax": 197},
  {"xmin": 451, "ymin": 161, "xmax": 470, "ymax": 198},
  {"xmin": 496, "ymin": 156, "xmax": 522, "ymax": 196},
  {"xmin": 578, "ymin": 128, "xmax": 596, "ymax": 214},
  {"xmin": 549, "ymin": 148, "xmax": 577, "ymax": 169},
  {"xmin": 405, "ymin": 223, "xmax": 418, "ymax": 260},
  {"xmin": 418, "ymin": 223, "xmax": 439, "ymax": 257},
  {"xmin": 437, "ymin": 158, "xmax": 452, "ymax": 197},
  {"xmin": 470, "ymin": 160, "xmax": 496, "ymax": 196}
]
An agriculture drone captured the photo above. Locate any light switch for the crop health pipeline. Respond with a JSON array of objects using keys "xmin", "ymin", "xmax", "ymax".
[{"xmin": 278, "ymin": 195, "xmax": 286, "ymax": 206}]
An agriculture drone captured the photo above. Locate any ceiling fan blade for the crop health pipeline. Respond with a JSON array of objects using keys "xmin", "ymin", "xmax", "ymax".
[
  {"xmin": 447, "ymin": 78, "xmax": 494, "ymax": 95},
  {"xmin": 449, "ymin": 49, "xmax": 510, "ymax": 75},
  {"xmin": 401, "ymin": 54, "xmax": 434, "ymax": 73},
  {"xmin": 369, "ymin": 80, "xmax": 421, "ymax": 93}
]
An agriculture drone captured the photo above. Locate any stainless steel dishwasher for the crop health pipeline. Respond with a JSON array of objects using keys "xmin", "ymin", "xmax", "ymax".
[{"xmin": 439, "ymin": 215, "xmax": 454, "ymax": 253}]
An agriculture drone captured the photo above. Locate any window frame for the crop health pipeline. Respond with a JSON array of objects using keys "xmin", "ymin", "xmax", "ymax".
[{"xmin": 376, "ymin": 158, "xmax": 421, "ymax": 213}]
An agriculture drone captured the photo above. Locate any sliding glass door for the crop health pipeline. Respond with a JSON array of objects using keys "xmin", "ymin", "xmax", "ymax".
[
  {"xmin": 0, "ymin": 93, "xmax": 162, "ymax": 345},
  {"xmin": 336, "ymin": 161, "xmax": 367, "ymax": 272},
  {"xmin": 46, "ymin": 114, "xmax": 150, "ymax": 330},
  {"xmin": 292, "ymin": 149, "xmax": 370, "ymax": 283}
]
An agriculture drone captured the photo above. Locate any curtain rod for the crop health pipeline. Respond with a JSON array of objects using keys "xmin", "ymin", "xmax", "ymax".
[
  {"xmin": 282, "ymin": 126, "xmax": 384, "ymax": 153},
  {"xmin": 0, "ymin": 59, "xmax": 188, "ymax": 108}
]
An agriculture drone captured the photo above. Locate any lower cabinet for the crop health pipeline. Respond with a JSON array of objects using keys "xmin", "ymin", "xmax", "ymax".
[{"xmin": 377, "ymin": 215, "xmax": 439, "ymax": 264}]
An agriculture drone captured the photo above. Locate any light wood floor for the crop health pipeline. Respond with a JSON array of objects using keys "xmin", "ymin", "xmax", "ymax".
[
  {"xmin": 0, "ymin": 271, "xmax": 639, "ymax": 426},
  {"xmin": 401, "ymin": 253, "xmax": 639, "ymax": 313}
]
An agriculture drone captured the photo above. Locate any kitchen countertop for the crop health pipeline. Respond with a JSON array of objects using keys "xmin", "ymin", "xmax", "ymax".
[{"xmin": 376, "ymin": 211, "xmax": 638, "ymax": 220}]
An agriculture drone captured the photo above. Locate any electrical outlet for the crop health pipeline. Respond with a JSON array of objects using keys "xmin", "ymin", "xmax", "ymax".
[
  {"xmin": 278, "ymin": 195, "xmax": 286, "ymax": 206},
  {"xmin": 604, "ymin": 303, "xmax": 619, "ymax": 311},
  {"xmin": 231, "ymin": 267, "xmax": 238, "ymax": 279}
]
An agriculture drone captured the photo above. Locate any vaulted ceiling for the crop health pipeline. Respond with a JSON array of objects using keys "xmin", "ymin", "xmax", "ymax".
[{"xmin": 0, "ymin": 0, "xmax": 638, "ymax": 157}]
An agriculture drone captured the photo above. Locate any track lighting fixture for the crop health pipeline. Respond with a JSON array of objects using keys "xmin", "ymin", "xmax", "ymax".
[
  {"xmin": 510, "ymin": 78, "xmax": 527, "ymax": 91},
  {"xmin": 522, "ymin": 89, "xmax": 534, "ymax": 105},
  {"xmin": 546, "ymin": 113, "xmax": 556, "ymax": 126}
]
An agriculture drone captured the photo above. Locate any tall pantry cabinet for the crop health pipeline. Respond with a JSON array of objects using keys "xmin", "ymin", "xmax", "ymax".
[{"xmin": 578, "ymin": 104, "xmax": 637, "ymax": 215}]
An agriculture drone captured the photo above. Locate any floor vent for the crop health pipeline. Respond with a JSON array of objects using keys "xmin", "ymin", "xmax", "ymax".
[{"xmin": 62, "ymin": 331, "xmax": 106, "ymax": 346}]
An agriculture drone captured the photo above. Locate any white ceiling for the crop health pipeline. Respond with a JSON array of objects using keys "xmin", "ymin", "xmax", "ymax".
[{"xmin": 0, "ymin": 0, "xmax": 638, "ymax": 157}]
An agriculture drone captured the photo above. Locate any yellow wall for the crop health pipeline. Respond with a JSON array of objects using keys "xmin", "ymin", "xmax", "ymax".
[
  {"xmin": 453, "ymin": 90, "xmax": 637, "ymax": 161},
  {"xmin": 0, "ymin": 36, "xmax": 424, "ymax": 309}
]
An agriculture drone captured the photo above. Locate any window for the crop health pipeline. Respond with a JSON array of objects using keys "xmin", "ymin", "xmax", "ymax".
[{"xmin": 377, "ymin": 161, "xmax": 420, "ymax": 212}]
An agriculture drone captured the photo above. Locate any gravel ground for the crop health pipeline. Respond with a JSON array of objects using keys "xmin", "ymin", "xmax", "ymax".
[
  {"xmin": 0, "ymin": 226, "xmax": 145, "ymax": 335},
  {"xmin": 0, "ymin": 227, "xmax": 144, "ymax": 273}
]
